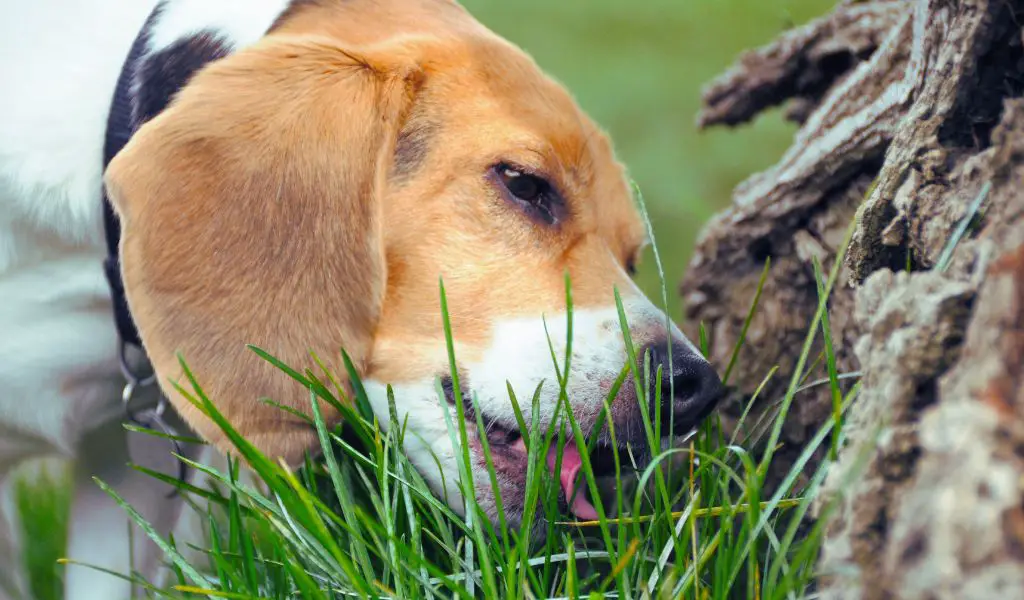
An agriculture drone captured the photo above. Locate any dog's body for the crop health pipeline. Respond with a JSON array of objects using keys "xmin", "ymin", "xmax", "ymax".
[
  {"xmin": 1, "ymin": 1, "xmax": 721, "ymax": 598},
  {"xmin": 0, "ymin": 2, "xmax": 294, "ymax": 597}
]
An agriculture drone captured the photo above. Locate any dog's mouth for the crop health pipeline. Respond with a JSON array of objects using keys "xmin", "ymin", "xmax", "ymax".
[
  {"xmin": 441, "ymin": 377, "xmax": 631, "ymax": 521},
  {"xmin": 481, "ymin": 420, "xmax": 622, "ymax": 521}
]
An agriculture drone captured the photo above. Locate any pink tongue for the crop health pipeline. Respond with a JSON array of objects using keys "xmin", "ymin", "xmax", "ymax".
[{"xmin": 546, "ymin": 442, "xmax": 600, "ymax": 521}]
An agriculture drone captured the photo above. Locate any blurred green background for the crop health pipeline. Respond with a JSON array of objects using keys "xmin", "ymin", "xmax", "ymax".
[{"xmin": 461, "ymin": 0, "xmax": 834, "ymax": 319}]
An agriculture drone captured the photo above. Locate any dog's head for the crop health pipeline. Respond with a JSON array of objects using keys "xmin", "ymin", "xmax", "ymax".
[{"xmin": 105, "ymin": 0, "xmax": 721, "ymax": 529}]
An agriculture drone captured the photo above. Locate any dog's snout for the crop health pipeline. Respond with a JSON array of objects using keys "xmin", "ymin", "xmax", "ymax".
[{"xmin": 639, "ymin": 341, "xmax": 723, "ymax": 435}]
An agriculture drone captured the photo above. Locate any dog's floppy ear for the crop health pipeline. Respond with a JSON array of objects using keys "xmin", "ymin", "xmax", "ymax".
[{"xmin": 105, "ymin": 36, "xmax": 421, "ymax": 464}]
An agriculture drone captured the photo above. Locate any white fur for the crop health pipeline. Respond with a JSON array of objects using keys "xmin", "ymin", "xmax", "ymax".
[
  {"xmin": 0, "ymin": 2, "xmax": 290, "ymax": 599},
  {"xmin": 363, "ymin": 379, "xmax": 468, "ymax": 512},
  {"xmin": 364, "ymin": 287, "xmax": 706, "ymax": 517},
  {"xmin": 469, "ymin": 289, "xmax": 699, "ymax": 430},
  {"xmin": 146, "ymin": 0, "xmax": 291, "ymax": 53},
  {"xmin": 0, "ymin": 1, "xmax": 156, "ymax": 263}
]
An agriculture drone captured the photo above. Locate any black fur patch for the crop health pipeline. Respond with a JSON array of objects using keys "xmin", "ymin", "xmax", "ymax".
[{"xmin": 133, "ymin": 31, "xmax": 231, "ymax": 125}]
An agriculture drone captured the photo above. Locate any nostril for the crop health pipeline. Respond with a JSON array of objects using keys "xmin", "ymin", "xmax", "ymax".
[
  {"xmin": 679, "ymin": 363, "xmax": 723, "ymax": 411},
  {"xmin": 665, "ymin": 372, "xmax": 700, "ymax": 401},
  {"xmin": 639, "ymin": 340, "xmax": 723, "ymax": 435}
]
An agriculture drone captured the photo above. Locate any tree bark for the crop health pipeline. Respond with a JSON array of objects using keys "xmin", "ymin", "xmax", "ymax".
[{"xmin": 683, "ymin": 0, "xmax": 1024, "ymax": 597}]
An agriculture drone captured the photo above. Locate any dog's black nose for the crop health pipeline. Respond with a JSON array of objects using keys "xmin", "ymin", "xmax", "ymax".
[{"xmin": 639, "ymin": 340, "xmax": 723, "ymax": 435}]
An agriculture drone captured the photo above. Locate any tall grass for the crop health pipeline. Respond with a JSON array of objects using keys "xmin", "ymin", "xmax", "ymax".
[
  {"xmin": 51, "ymin": 219, "xmax": 861, "ymax": 598},
  {"xmin": 12, "ymin": 460, "xmax": 71, "ymax": 600},
  {"xmin": 12, "ymin": 196, "xmax": 867, "ymax": 600},
  {"xmin": 13, "ymin": 221, "xmax": 866, "ymax": 600}
]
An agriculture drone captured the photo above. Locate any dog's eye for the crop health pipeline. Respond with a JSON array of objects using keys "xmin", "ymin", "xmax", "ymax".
[
  {"xmin": 493, "ymin": 163, "xmax": 562, "ymax": 225},
  {"xmin": 501, "ymin": 167, "xmax": 542, "ymax": 200}
]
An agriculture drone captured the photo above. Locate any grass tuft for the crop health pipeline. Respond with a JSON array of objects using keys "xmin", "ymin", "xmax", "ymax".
[{"xmin": 20, "ymin": 216, "xmax": 863, "ymax": 600}]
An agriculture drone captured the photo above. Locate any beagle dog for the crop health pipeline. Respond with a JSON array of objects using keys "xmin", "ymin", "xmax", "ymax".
[{"xmin": 0, "ymin": 0, "xmax": 722, "ymax": 597}]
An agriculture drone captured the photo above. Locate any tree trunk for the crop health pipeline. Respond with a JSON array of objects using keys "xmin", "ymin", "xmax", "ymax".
[{"xmin": 683, "ymin": 0, "xmax": 1024, "ymax": 597}]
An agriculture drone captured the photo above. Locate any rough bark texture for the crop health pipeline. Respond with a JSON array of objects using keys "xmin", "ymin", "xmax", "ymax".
[{"xmin": 683, "ymin": 0, "xmax": 1024, "ymax": 597}]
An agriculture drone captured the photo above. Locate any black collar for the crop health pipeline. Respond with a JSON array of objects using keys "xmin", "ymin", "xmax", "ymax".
[{"xmin": 101, "ymin": 11, "xmax": 152, "ymax": 349}]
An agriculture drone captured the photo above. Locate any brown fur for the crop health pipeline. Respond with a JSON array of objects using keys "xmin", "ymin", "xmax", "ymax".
[{"xmin": 105, "ymin": 0, "xmax": 646, "ymax": 465}]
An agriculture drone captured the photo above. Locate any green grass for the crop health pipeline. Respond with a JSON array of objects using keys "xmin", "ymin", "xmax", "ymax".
[
  {"xmin": 13, "ymin": 459, "xmax": 71, "ymax": 600},
  {"xmin": 15, "ymin": 223, "xmax": 861, "ymax": 598},
  {"xmin": 52, "ymin": 183, "xmax": 861, "ymax": 599}
]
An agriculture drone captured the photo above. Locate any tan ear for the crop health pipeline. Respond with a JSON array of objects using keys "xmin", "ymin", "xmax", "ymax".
[{"xmin": 104, "ymin": 36, "xmax": 420, "ymax": 465}]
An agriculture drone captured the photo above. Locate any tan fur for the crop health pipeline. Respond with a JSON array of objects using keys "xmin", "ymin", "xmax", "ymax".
[{"xmin": 105, "ymin": 0, "xmax": 647, "ymax": 465}]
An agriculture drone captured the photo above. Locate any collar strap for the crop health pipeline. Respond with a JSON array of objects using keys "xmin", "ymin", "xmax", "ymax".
[{"xmin": 101, "ymin": 8, "xmax": 154, "ymax": 348}]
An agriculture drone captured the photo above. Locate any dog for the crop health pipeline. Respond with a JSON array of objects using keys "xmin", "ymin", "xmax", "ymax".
[{"xmin": 0, "ymin": 0, "xmax": 722, "ymax": 597}]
